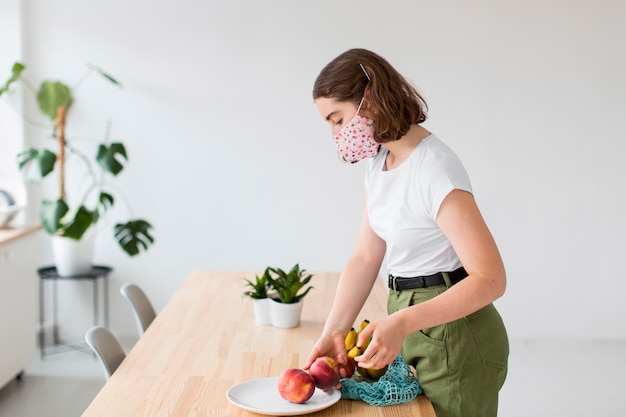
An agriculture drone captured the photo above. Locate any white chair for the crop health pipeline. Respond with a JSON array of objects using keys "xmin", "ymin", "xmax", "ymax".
[
  {"xmin": 120, "ymin": 283, "xmax": 156, "ymax": 336},
  {"xmin": 85, "ymin": 326, "xmax": 126, "ymax": 380}
]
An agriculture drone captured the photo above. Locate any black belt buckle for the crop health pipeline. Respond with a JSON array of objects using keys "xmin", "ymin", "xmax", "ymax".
[{"xmin": 388, "ymin": 274, "xmax": 398, "ymax": 291}]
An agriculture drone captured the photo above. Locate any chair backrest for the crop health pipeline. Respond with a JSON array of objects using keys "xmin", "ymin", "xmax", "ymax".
[
  {"xmin": 85, "ymin": 326, "xmax": 126, "ymax": 380},
  {"xmin": 120, "ymin": 283, "xmax": 156, "ymax": 336}
]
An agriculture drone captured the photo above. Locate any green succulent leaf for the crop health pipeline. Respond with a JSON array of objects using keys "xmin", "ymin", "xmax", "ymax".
[
  {"xmin": 114, "ymin": 219, "xmax": 154, "ymax": 256},
  {"xmin": 267, "ymin": 263, "xmax": 314, "ymax": 303},
  {"xmin": 242, "ymin": 267, "xmax": 271, "ymax": 299},
  {"xmin": 96, "ymin": 143, "xmax": 127, "ymax": 176},
  {"xmin": 0, "ymin": 62, "xmax": 25, "ymax": 96},
  {"xmin": 17, "ymin": 148, "xmax": 57, "ymax": 178},
  {"xmin": 36, "ymin": 80, "xmax": 73, "ymax": 120}
]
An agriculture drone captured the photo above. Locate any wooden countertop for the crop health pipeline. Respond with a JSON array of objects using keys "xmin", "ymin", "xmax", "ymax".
[
  {"xmin": 81, "ymin": 271, "xmax": 436, "ymax": 417},
  {"xmin": 0, "ymin": 225, "xmax": 41, "ymax": 247}
]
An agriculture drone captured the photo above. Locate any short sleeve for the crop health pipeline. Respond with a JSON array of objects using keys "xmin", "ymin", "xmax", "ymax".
[{"xmin": 421, "ymin": 156, "xmax": 472, "ymax": 220}]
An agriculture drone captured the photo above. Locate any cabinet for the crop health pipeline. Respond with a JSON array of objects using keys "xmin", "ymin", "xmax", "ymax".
[{"xmin": 0, "ymin": 228, "xmax": 41, "ymax": 389}]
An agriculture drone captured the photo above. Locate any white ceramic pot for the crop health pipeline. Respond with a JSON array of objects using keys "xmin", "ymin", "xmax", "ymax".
[
  {"xmin": 269, "ymin": 298, "xmax": 303, "ymax": 328},
  {"xmin": 52, "ymin": 235, "xmax": 95, "ymax": 276},
  {"xmin": 252, "ymin": 298, "xmax": 272, "ymax": 325}
]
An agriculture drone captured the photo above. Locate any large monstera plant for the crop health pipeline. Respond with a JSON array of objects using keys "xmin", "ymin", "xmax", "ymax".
[{"xmin": 0, "ymin": 62, "xmax": 154, "ymax": 256}]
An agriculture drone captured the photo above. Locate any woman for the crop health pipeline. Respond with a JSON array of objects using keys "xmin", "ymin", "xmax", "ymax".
[{"xmin": 303, "ymin": 48, "xmax": 509, "ymax": 417}]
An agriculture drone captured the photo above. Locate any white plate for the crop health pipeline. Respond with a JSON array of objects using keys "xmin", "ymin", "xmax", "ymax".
[{"xmin": 226, "ymin": 376, "xmax": 341, "ymax": 416}]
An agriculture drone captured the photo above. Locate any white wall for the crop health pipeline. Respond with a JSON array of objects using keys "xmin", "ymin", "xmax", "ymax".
[
  {"xmin": 8, "ymin": 0, "xmax": 626, "ymax": 340},
  {"xmin": 0, "ymin": 0, "xmax": 26, "ymax": 211}
]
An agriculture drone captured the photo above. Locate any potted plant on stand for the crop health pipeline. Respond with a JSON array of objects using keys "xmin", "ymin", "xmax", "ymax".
[
  {"xmin": 267, "ymin": 263, "xmax": 314, "ymax": 328},
  {"xmin": 242, "ymin": 267, "xmax": 272, "ymax": 325},
  {"xmin": 0, "ymin": 62, "xmax": 155, "ymax": 275}
]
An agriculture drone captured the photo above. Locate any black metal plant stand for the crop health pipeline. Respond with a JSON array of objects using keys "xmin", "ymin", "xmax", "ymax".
[{"xmin": 37, "ymin": 265, "xmax": 112, "ymax": 358}]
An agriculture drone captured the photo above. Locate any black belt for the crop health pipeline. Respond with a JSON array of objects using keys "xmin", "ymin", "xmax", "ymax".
[{"xmin": 388, "ymin": 267, "xmax": 468, "ymax": 291}]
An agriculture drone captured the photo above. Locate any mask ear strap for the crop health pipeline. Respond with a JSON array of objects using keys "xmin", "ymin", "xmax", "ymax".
[{"xmin": 356, "ymin": 96, "xmax": 365, "ymax": 114}]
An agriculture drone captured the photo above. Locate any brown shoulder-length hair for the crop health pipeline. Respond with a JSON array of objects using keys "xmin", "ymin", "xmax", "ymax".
[{"xmin": 313, "ymin": 48, "xmax": 428, "ymax": 143}]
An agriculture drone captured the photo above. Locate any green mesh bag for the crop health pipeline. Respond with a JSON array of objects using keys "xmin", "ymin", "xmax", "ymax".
[{"xmin": 339, "ymin": 355, "xmax": 422, "ymax": 406}]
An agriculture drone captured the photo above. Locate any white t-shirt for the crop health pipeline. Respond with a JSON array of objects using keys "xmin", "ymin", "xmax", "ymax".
[{"xmin": 365, "ymin": 134, "xmax": 472, "ymax": 277}]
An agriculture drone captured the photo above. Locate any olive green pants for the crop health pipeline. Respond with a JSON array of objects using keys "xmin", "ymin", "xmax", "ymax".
[{"xmin": 387, "ymin": 274, "xmax": 508, "ymax": 417}]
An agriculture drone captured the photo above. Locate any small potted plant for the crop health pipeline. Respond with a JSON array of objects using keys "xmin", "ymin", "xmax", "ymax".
[
  {"xmin": 242, "ymin": 267, "xmax": 272, "ymax": 325},
  {"xmin": 266, "ymin": 263, "xmax": 314, "ymax": 328}
]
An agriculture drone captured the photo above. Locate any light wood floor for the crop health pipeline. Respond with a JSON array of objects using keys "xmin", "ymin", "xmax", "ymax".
[{"xmin": 0, "ymin": 338, "xmax": 624, "ymax": 417}]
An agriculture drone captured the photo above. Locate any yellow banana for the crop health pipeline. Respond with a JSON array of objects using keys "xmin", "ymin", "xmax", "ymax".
[
  {"xmin": 357, "ymin": 319, "xmax": 370, "ymax": 334},
  {"xmin": 344, "ymin": 327, "xmax": 357, "ymax": 351},
  {"xmin": 353, "ymin": 319, "xmax": 371, "ymax": 351},
  {"xmin": 357, "ymin": 366, "xmax": 369, "ymax": 378},
  {"xmin": 360, "ymin": 335, "xmax": 372, "ymax": 351},
  {"xmin": 347, "ymin": 345, "xmax": 362, "ymax": 359},
  {"xmin": 367, "ymin": 365, "xmax": 388, "ymax": 379}
]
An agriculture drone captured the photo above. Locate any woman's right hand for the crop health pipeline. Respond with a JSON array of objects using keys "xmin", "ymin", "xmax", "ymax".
[{"xmin": 303, "ymin": 332, "xmax": 349, "ymax": 377}]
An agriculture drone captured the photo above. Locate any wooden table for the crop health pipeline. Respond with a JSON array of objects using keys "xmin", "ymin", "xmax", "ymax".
[{"xmin": 81, "ymin": 271, "xmax": 436, "ymax": 417}]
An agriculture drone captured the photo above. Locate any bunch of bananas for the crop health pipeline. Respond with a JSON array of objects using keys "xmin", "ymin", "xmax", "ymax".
[{"xmin": 344, "ymin": 319, "xmax": 388, "ymax": 380}]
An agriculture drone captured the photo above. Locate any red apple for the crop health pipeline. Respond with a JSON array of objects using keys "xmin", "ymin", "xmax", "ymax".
[
  {"xmin": 277, "ymin": 368, "xmax": 316, "ymax": 404},
  {"xmin": 309, "ymin": 356, "xmax": 339, "ymax": 389}
]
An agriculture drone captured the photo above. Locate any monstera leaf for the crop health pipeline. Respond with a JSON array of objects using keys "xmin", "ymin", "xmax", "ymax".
[
  {"xmin": 114, "ymin": 220, "xmax": 154, "ymax": 256},
  {"xmin": 0, "ymin": 62, "xmax": 24, "ymax": 95},
  {"xmin": 41, "ymin": 199, "xmax": 97, "ymax": 240},
  {"xmin": 17, "ymin": 148, "xmax": 57, "ymax": 178},
  {"xmin": 37, "ymin": 80, "xmax": 73, "ymax": 120},
  {"xmin": 96, "ymin": 143, "xmax": 127, "ymax": 176},
  {"xmin": 61, "ymin": 206, "xmax": 98, "ymax": 239},
  {"xmin": 41, "ymin": 199, "xmax": 70, "ymax": 235}
]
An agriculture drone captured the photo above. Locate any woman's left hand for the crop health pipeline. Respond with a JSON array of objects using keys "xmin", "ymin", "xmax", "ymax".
[{"xmin": 353, "ymin": 315, "xmax": 406, "ymax": 370}]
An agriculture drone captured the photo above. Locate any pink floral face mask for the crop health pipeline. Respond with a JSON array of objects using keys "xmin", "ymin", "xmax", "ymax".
[{"xmin": 333, "ymin": 97, "xmax": 379, "ymax": 164}]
